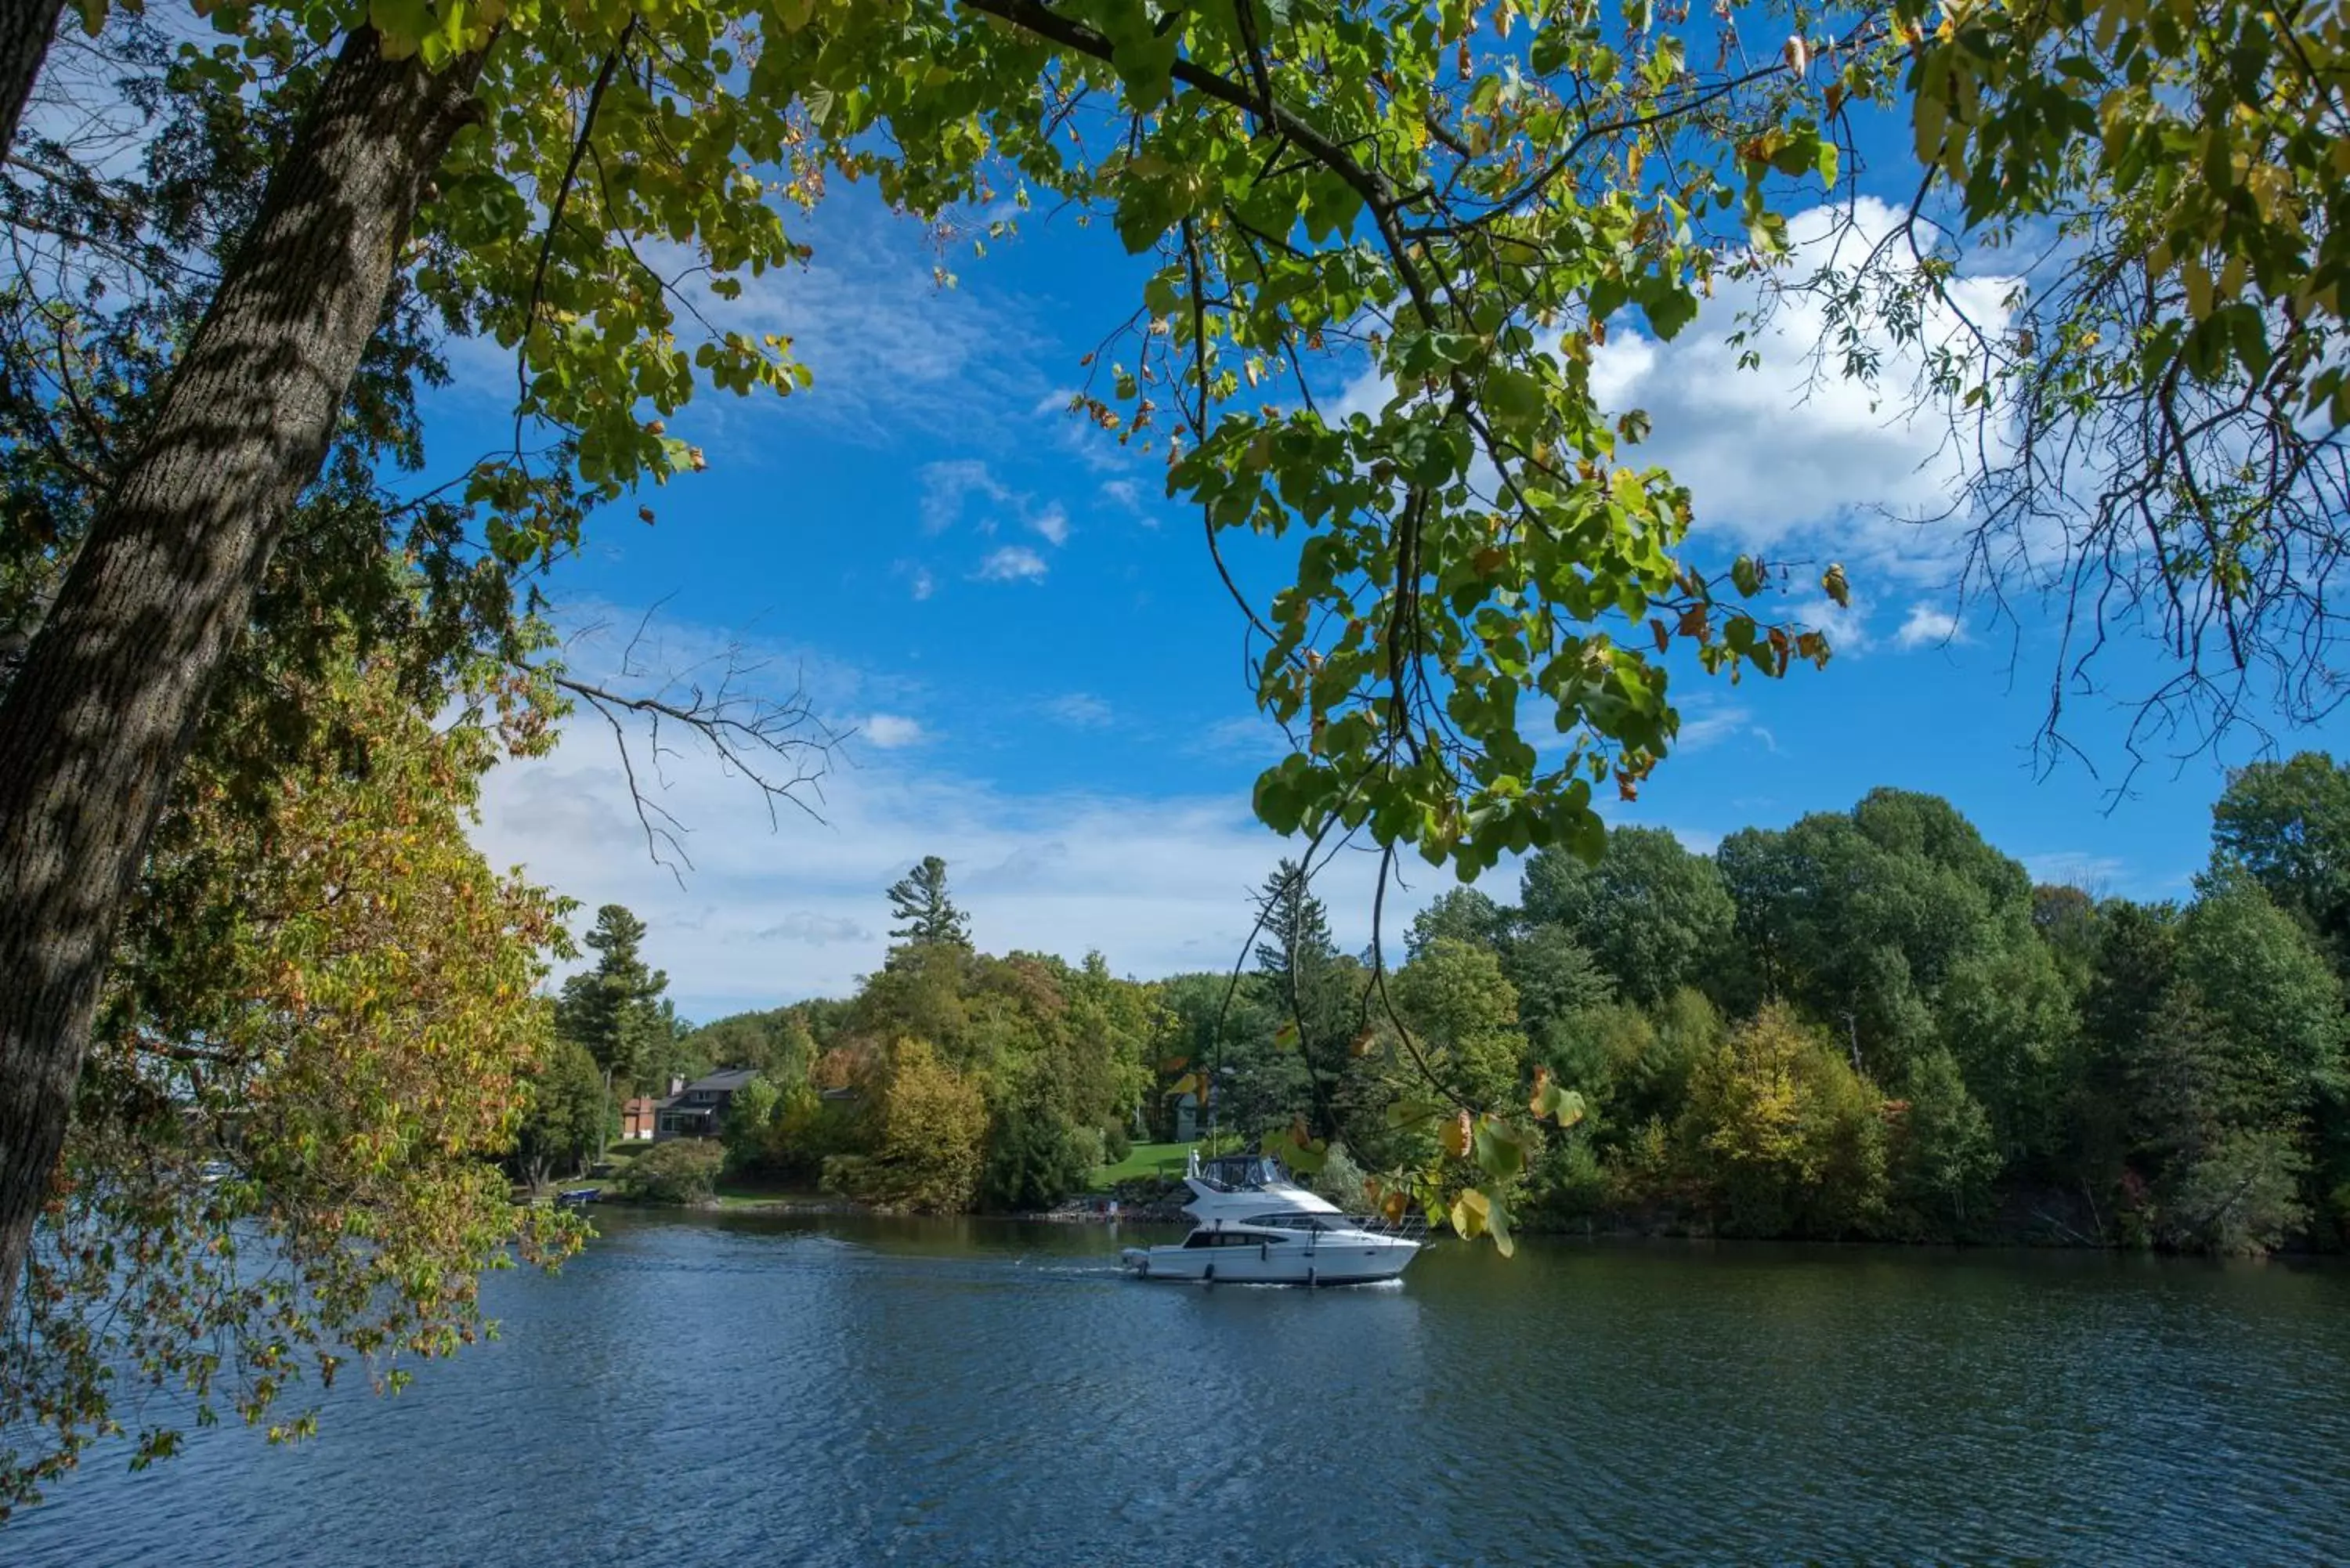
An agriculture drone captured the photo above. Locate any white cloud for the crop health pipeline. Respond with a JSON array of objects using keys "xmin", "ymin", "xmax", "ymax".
[
  {"xmin": 1784, "ymin": 590, "xmax": 1877, "ymax": 656},
  {"xmin": 920, "ymin": 459, "xmax": 1011, "ymax": 534},
  {"xmin": 551, "ymin": 598, "xmax": 894, "ymax": 721},
  {"xmin": 2023, "ymin": 851, "xmax": 2131, "ymax": 893},
  {"xmin": 858, "ymin": 714, "xmax": 926, "ymax": 749},
  {"xmin": 1590, "ymin": 198, "xmax": 2017, "ymax": 583},
  {"xmin": 1185, "ymin": 712, "xmax": 1289, "ymax": 761},
  {"xmin": 1030, "ymin": 502, "xmax": 1072, "ymax": 546},
  {"xmin": 919, "ymin": 460, "xmax": 1075, "ymax": 559},
  {"xmin": 757, "ymin": 912, "xmax": 873, "ymax": 945},
  {"xmin": 1674, "ymin": 701, "xmax": 1776, "ymax": 755},
  {"xmin": 436, "ymin": 204, "xmax": 1056, "ymax": 450},
  {"xmin": 1313, "ymin": 199, "xmax": 2012, "ymax": 601},
  {"xmin": 1894, "ymin": 602, "xmax": 1965, "ymax": 650},
  {"xmin": 906, "ymin": 565, "xmax": 935, "ymax": 602},
  {"xmin": 660, "ymin": 218, "xmax": 1051, "ymax": 443},
  {"xmin": 473, "ymin": 721, "xmax": 1445, "ymax": 1017},
  {"xmin": 1043, "ymin": 692, "xmax": 1114, "ymax": 728},
  {"xmin": 1097, "ymin": 476, "xmax": 1161, "ymax": 527},
  {"xmin": 975, "ymin": 545, "xmax": 1049, "ymax": 583}
]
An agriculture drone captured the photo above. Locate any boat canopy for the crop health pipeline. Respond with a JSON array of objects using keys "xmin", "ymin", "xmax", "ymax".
[{"xmin": 1187, "ymin": 1152, "xmax": 1291, "ymax": 1191}]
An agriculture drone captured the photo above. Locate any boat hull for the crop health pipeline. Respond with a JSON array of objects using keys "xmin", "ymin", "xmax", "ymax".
[{"xmin": 1119, "ymin": 1237, "xmax": 1417, "ymax": 1286}]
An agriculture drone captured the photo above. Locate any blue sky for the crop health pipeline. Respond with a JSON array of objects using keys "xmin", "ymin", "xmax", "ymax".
[{"xmin": 441, "ymin": 150, "xmax": 2346, "ymax": 1023}]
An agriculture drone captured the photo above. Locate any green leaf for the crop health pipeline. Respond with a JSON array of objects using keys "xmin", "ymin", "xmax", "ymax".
[
  {"xmin": 1386, "ymin": 1097, "xmax": 1442, "ymax": 1129},
  {"xmin": 1303, "ymin": 178, "xmax": 1365, "ymax": 244},
  {"xmin": 1107, "ymin": 27, "xmax": 1180, "ymax": 109},
  {"xmin": 1485, "ymin": 1190, "xmax": 1516, "ymax": 1258},
  {"xmin": 1644, "ymin": 284, "xmax": 1698, "ymax": 341},
  {"xmin": 1471, "ymin": 1116, "xmax": 1527, "ymax": 1180}
]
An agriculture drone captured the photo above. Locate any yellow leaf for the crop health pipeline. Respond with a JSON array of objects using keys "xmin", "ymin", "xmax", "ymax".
[
  {"xmin": 1450, "ymin": 1187, "xmax": 1490, "ymax": 1239},
  {"xmin": 2182, "ymin": 257, "xmax": 2213, "ymax": 319},
  {"xmin": 1441, "ymin": 1110, "xmax": 1472, "ymax": 1159}
]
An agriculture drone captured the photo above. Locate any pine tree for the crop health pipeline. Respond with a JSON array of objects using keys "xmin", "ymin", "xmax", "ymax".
[
  {"xmin": 1253, "ymin": 859, "xmax": 1353, "ymax": 1139},
  {"xmin": 887, "ymin": 855, "xmax": 972, "ymax": 950},
  {"xmin": 555, "ymin": 904, "xmax": 669, "ymax": 1160}
]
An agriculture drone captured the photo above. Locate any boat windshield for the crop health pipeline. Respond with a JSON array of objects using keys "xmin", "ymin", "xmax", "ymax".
[{"xmin": 1190, "ymin": 1154, "xmax": 1289, "ymax": 1191}]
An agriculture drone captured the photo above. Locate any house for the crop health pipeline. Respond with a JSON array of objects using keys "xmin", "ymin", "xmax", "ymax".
[
  {"xmin": 653, "ymin": 1068, "xmax": 761, "ymax": 1140},
  {"xmin": 620, "ymin": 1097, "xmax": 659, "ymax": 1140}
]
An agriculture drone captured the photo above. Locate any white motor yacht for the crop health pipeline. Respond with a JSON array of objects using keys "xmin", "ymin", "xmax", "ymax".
[{"xmin": 1119, "ymin": 1151, "xmax": 1425, "ymax": 1286}]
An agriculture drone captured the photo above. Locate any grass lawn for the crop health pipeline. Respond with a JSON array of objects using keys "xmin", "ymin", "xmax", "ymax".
[
  {"xmin": 1087, "ymin": 1140, "xmax": 1198, "ymax": 1191},
  {"xmin": 709, "ymin": 1178, "xmax": 830, "ymax": 1208},
  {"xmin": 513, "ymin": 1140, "xmax": 649, "ymax": 1201}
]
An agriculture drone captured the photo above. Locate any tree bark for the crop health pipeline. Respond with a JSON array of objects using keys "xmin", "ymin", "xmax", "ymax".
[
  {"xmin": 0, "ymin": 27, "xmax": 484, "ymax": 1311},
  {"xmin": 0, "ymin": 0, "xmax": 64, "ymax": 161}
]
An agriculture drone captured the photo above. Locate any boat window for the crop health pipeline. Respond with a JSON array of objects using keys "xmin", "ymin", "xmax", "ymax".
[
  {"xmin": 1240, "ymin": 1212, "xmax": 1345, "ymax": 1232},
  {"xmin": 1190, "ymin": 1230, "xmax": 1291, "ymax": 1247}
]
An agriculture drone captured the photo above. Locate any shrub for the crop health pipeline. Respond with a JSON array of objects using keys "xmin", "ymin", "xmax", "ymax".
[
  {"xmin": 1887, "ymin": 1048, "xmax": 2003, "ymax": 1238},
  {"xmin": 616, "ymin": 1138, "xmax": 725, "ymax": 1205},
  {"xmin": 2160, "ymin": 1126, "xmax": 2310, "ymax": 1255},
  {"xmin": 1101, "ymin": 1122, "xmax": 1133, "ymax": 1164},
  {"xmin": 768, "ymin": 1081, "xmax": 865, "ymax": 1180},
  {"xmin": 1526, "ymin": 1131, "xmax": 1609, "ymax": 1226},
  {"xmin": 980, "ymin": 1096, "xmax": 1095, "ymax": 1211},
  {"xmin": 1679, "ymin": 1002, "xmax": 1888, "ymax": 1237},
  {"xmin": 822, "ymin": 1039, "xmax": 987, "ymax": 1212},
  {"xmin": 721, "ymin": 1075, "xmax": 780, "ymax": 1173},
  {"xmin": 1309, "ymin": 1143, "xmax": 1370, "ymax": 1211}
]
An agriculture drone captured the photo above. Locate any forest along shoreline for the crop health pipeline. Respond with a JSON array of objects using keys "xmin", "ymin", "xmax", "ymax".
[
  {"xmin": 565, "ymin": 1166, "xmax": 2310, "ymax": 1254},
  {"xmin": 530, "ymin": 769, "xmax": 2350, "ymax": 1263}
]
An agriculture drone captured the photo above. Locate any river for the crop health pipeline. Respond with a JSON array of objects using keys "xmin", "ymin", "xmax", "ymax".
[{"xmin": 15, "ymin": 1212, "xmax": 2350, "ymax": 1565}]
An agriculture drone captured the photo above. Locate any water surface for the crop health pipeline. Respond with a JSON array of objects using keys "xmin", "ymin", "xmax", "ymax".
[{"xmin": 19, "ymin": 1213, "xmax": 2350, "ymax": 1565}]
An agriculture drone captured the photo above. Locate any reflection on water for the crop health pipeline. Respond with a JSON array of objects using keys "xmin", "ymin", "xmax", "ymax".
[{"xmin": 16, "ymin": 1213, "xmax": 2350, "ymax": 1566}]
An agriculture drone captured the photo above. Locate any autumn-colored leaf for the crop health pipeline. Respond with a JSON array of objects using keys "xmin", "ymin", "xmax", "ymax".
[{"xmin": 1441, "ymin": 1109, "xmax": 1472, "ymax": 1159}]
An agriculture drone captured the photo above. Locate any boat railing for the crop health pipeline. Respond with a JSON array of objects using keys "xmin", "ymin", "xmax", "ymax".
[
  {"xmin": 1351, "ymin": 1210, "xmax": 1428, "ymax": 1242},
  {"xmin": 1225, "ymin": 1208, "xmax": 1427, "ymax": 1242}
]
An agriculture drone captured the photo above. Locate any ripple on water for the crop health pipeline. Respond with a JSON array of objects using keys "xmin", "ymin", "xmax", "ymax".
[{"xmin": 13, "ymin": 1218, "xmax": 2350, "ymax": 1567}]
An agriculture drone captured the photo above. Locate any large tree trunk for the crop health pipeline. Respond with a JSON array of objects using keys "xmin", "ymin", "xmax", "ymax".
[
  {"xmin": 0, "ymin": 0, "xmax": 64, "ymax": 161},
  {"xmin": 0, "ymin": 27, "xmax": 483, "ymax": 1311}
]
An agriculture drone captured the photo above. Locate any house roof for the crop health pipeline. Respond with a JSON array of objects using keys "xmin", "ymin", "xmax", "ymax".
[{"xmin": 681, "ymin": 1068, "xmax": 761, "ymax": 1093}]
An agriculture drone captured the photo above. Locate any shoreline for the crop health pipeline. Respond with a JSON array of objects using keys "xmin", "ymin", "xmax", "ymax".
[{"xmin": 579, "ymin": 1195, "xmax": 2349, "ymax": 1258}]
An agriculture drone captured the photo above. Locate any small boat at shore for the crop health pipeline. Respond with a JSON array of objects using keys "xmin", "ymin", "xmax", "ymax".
[{"xmin": 1119, "ymin": 1151, "xmax": 1425, "ymax": 1287}]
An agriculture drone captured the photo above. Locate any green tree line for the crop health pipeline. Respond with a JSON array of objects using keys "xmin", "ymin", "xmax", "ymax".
[
  {"xmin": 1197, "ymin": 768, "xmax": 2350, "ymax": 1254},
  {"xmin": 582, "ymin": 762, "xmax": 2350, "ymax": 1258}
]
